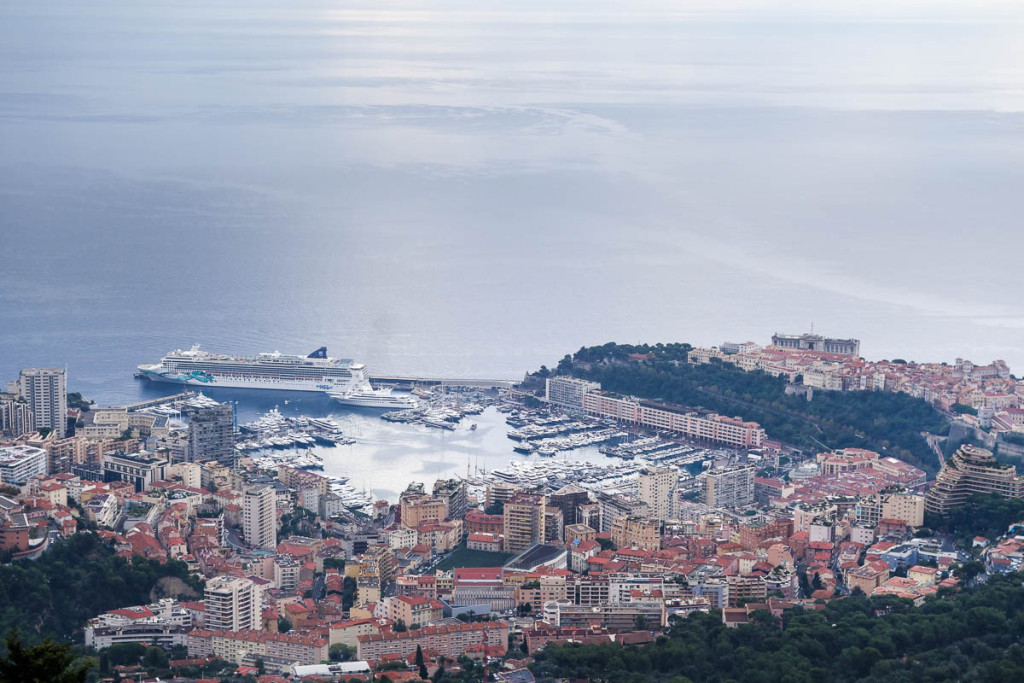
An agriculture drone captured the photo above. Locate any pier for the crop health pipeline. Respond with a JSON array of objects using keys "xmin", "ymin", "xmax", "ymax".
[
  {"xmin": 369, "ymin": 375, "xmax": 517, "ymax": 390},
  {"xmin": 120, "ymin": 392, "xmax": 198, "ymax": 412}
]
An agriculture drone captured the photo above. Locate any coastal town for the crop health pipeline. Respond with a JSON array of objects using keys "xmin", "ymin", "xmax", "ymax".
[{"xmin": 2, "ymin": 333, "xmax": 1024, "ymax": 682}]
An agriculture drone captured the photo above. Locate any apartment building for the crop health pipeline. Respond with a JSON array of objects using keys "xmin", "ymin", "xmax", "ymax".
[
  {"xmin": 637, "ymin": 466, "xmax": 678, "ymax": 520},
  {"xmin": 610, "ymin": 517, "xmax": 661, "ymax": 552},
  {"xmin": 356, "ymin": 621, "xmax": 508, "ymax": 661},
  {"xmin": 503, "ymin": 493, "xmax": 546, "ymax": 554},
  {"xmin": 925, "ymin": 444, "xmax": 1024, "ymax": 516},
  {"xmin": 0, "ymin": 446, "xmax": 48, "ymax": 485},
  {"xmin": 702, "ymin": 465, "xmax": 755, "ymax": 509},
  {"xmin": 243, "ymin": 484, "xmax": 276, "ymax": 549},
  {"xmin": 204, "ymin": 576, "xmax": 262, "ymax": 632},
  {"xmin": 579, "ymin": 391, "xmax": 766, "ymax": 448},
  {"xmin": 545, "ymin": 377, "xmax": 601, "ymax": 412},
  {"xmin": 17, "ymin": 367, "xmax": 67, "ymax": 439}
]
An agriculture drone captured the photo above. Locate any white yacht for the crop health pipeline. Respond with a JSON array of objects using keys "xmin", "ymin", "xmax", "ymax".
[{"xmin": 328, "ymin": 387, "xmax": 418, "ymax": 409}]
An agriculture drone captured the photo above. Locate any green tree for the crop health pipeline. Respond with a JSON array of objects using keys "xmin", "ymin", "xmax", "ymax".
[
  {"xmin": 142, "ymin": 645, "xmax": 167, "ymax": 669},
  {"xmin": 0, "ymin": 630, "xmax": 89, "ymax": 683},
  {"xmin": 277, "ymin": 617, "xmax": 292, "ymax": 633},
  {"xmin": 416, "ymin": 644, "xmax": 428, "ymax": 679},
  {"xmin": 330, "ymin": 643, "xmax": 355, "ymax": 662}
]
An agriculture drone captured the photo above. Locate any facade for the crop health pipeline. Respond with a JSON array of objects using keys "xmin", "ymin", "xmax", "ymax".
[
  {"xmin": 547, "ymin": 484, "xmax": 591, "ymax": 527},
  {"xmin": 467, "ymin": 533, "xmax": 503, "ymax": 552},
  {"xmin": 356, "ymin": 621, "xmax": 508, "ymax": 662},
  {"xmin": 564, "ymin": 523, "xmax": 596, "ymax": 545},
  {"xmin": 186, "ymin": 403, "xmax": 235, "ymax": 465},
  {"xmin": 465, "ymin": 510, "xmax": 504, "ymax": 537},
  {"xmin": 188, "ymin": 628, "xmax": 328, "ymax": 668},
  {"xmin": 204, "ymin": 576, "xmax": 262, "ymax": 632},
  {"xmin": 18, "ymin": 367, "xmax": 68, "ymax": 439},
  {"xmin": 452, "ymin": 568, "xmax": 516, "ymax": 612},
  {"xmin": 503, "ymin": 493, "xmax": 546, "ymax": 554},
  {"xmin": 925, "ymin": 444, "xmax": 1024, "ymax": 516},
  {"xmin": 400, "ymin": 495, "xmax": 447, "ymax": 528},
  {"xmin": 0, "ymin": 446, "xmax": 48, "ymax": 486},
  {"xmin": 433, "ymin": 478, "xmax": 469, "ymax": 520},
  {"xmin": 610, "ymin": 517, "xmax": 661, "ymax": 551},
  {"xmin": 856, "ymin": 491, "xmax": 926, "ymax": 527},
  {"xmin": 0, "ymin": 397, "xmax": 33, "ymax": 438},
  {"xmin": 274, "ymin": 555, "xmax": 301, "ymax": 590},
  {"xmin": 596, "ymin": 491, "xmax": 649, "ymax": 533},
  {"xmin": 101, "ymin": 451, "xmax": 168, "ymax": 492},
  {"xmin": 770, "ymin": 333, "xmax": 860, "ymax": 357},
  {"xmin": 637, "ymin": 466, "xmax": 677, "ymax": 520},
  {"xmin": 85, "ymin": 599, "xmax": 192, "ymax": 650},
  {"xmin": 243, "ymin": 484, "xmax": 277, "ymax": 549},
  {"xmin": 545, "ymin": 377, "xmax": 601, "ymax": 412},
  {"xmin": 579, "ymin": 391, "xmax": 766, "ymax": 448},
  {"xmin": 702, "ymin": 465, "xmax": 755, "ymax": 509},
  {"xmin": 550, "ymin": 601, "xmax": 663, "ymax": 630}
]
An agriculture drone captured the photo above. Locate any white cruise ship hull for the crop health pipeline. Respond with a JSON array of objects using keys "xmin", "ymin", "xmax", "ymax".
[{"xmin": 138, "ymin": 366, "xmax": 347, "ymax": 393}]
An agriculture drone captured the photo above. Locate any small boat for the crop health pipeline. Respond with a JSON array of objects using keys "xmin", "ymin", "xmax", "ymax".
[{"xmin": 470, "ymin": 424, "xmax": 478, "ymax": 431}]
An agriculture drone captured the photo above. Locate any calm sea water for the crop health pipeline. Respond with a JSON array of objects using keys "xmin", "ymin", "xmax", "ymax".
[{"xmin": 2, "ymin": 0, "xmax": 1023, "ymax": 411}]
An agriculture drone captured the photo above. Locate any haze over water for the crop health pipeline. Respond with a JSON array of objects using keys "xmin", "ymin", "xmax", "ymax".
[{"xmin": 2, "ymin": 0, "xmax": 1024, "ymax": 406}]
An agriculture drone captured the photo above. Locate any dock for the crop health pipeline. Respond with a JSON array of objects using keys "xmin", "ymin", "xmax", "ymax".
[{"xmin": 369, "ymin": 375, "xmax": 517, "ymax": 390}]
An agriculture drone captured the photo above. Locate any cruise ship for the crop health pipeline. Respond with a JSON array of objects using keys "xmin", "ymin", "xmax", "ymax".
[{"xmin": 137, "ymin": 345, "xmax": 370, "ymax": 393}]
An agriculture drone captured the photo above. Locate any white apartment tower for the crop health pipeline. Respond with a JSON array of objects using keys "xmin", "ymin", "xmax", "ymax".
[
  {"xmin": 204, "ymin": 576, "xmax": 262, "ymax": 631},
  {"xmin": 638, "ymin": 465, "xmax": 678, "ymax": 520},
  {"xmin": 18, "ymin": 368, "xmax": 67, "ymax": 439},
  {"xmin": 243, "ymin": 484, "xmax": 277, "ymax": 549},
  {"xmin": 702, "ymin": 465, "xmax": 755, "ymax": 509}
]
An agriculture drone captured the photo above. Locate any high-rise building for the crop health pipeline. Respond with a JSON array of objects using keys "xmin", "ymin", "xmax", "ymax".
[
  {"xmin": 545, "ymin": 377, "xmax": 601, "ymax": 412},
  {"xmin": 595, "ymin": 491, "xmax": 649, "ymax": 532},
  {"xmin": 547, "ymin": 484, "xmax": 592, "ymax": 527},
  {"xmin": 18, "ymin": 368, "xmax": 67, "ymax": 439},
  {"xmin": 243, "ymin": 484, "xmax": 277, "ymax": 549},
  {"xmin": 185, "ymin": 403, "xmax": 235, "ymax": 465},
  {"xmin": 637, "ymin": 466, "xmax": 678, "ymax": 520},
  {"xmin": 925, "ymin": 444, "xmax": 1024, "ymax": 516},
  {"xmin": 204, "ymin": 576, "xmax": 262, "ymax": 631},
  {"xmin": 432, "ymin": 478, "xmax": 468, "ymax": 520},
  {"xmin": 702, "ymin": 465, "xmax": 755, "ymax": 509},
  {"xmin": 503, "ymin": 493, "xmax": 546, "ymax": 554},
  {"xmin": 0, "ymin": 396, "xmax": 33, "ymax": 438}
]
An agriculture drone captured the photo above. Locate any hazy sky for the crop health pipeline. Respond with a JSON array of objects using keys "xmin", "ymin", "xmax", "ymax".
[{"xmin": 1, "ymin": 0, "xmax": 1023, "ymax": 395}]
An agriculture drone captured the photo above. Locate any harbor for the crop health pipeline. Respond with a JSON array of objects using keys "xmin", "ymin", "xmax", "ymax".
[
  {"xmin": 236, "ymin": 408, "xmax": 354, "ymax": 452},
  {"xmin": 119, "ymin": 380, "xmax": 735, "ymax": 505}
]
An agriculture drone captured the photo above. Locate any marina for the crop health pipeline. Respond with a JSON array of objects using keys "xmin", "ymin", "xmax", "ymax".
[
  {"xmin": 236, "ymin": 408, "xmax": 354, "ymax": 453},
  {"xmin": 380, "ymin": 388, "xmax": 490, "ymax": 431}
]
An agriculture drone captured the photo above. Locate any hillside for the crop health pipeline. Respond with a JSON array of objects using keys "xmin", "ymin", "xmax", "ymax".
[{"xmin": 545, "ymin": 343, "xmax": 948, "ymax": 473}]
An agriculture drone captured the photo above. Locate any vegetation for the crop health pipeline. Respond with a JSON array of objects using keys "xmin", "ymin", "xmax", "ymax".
[
  {"xmin": 532, "ymin": 573, "xmax": 1024, "ymax": 682},
  {"xmin": 555, "ymin": 343, "xmax": 948, "ymax": 473},
  {"xmin": 1002, "ymin": 432, "xmax": 1024, "ymax": 447},
  {"xmin": 66, "ymin": 393, "xmax": 93, "ymax": 411},
  {"xmin": 931, "ymin": 492, "xmax": 1024, "ymax": 547},
  {"xmin": 330, "ymin": 643, "xmax": 356, "ymax": 662},
  {"xmin": 0, "ymin": 630, "xmax": 89, "ymax": 683},
  {"xmin": 0, "ymin": 533, "xmax": 203, "ymax": 648}
]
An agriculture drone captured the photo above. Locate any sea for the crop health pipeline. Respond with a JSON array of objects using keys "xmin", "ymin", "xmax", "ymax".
[{"xmin": 1, "ymin": 0, "xmax": 1023, "ymax": 498}]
